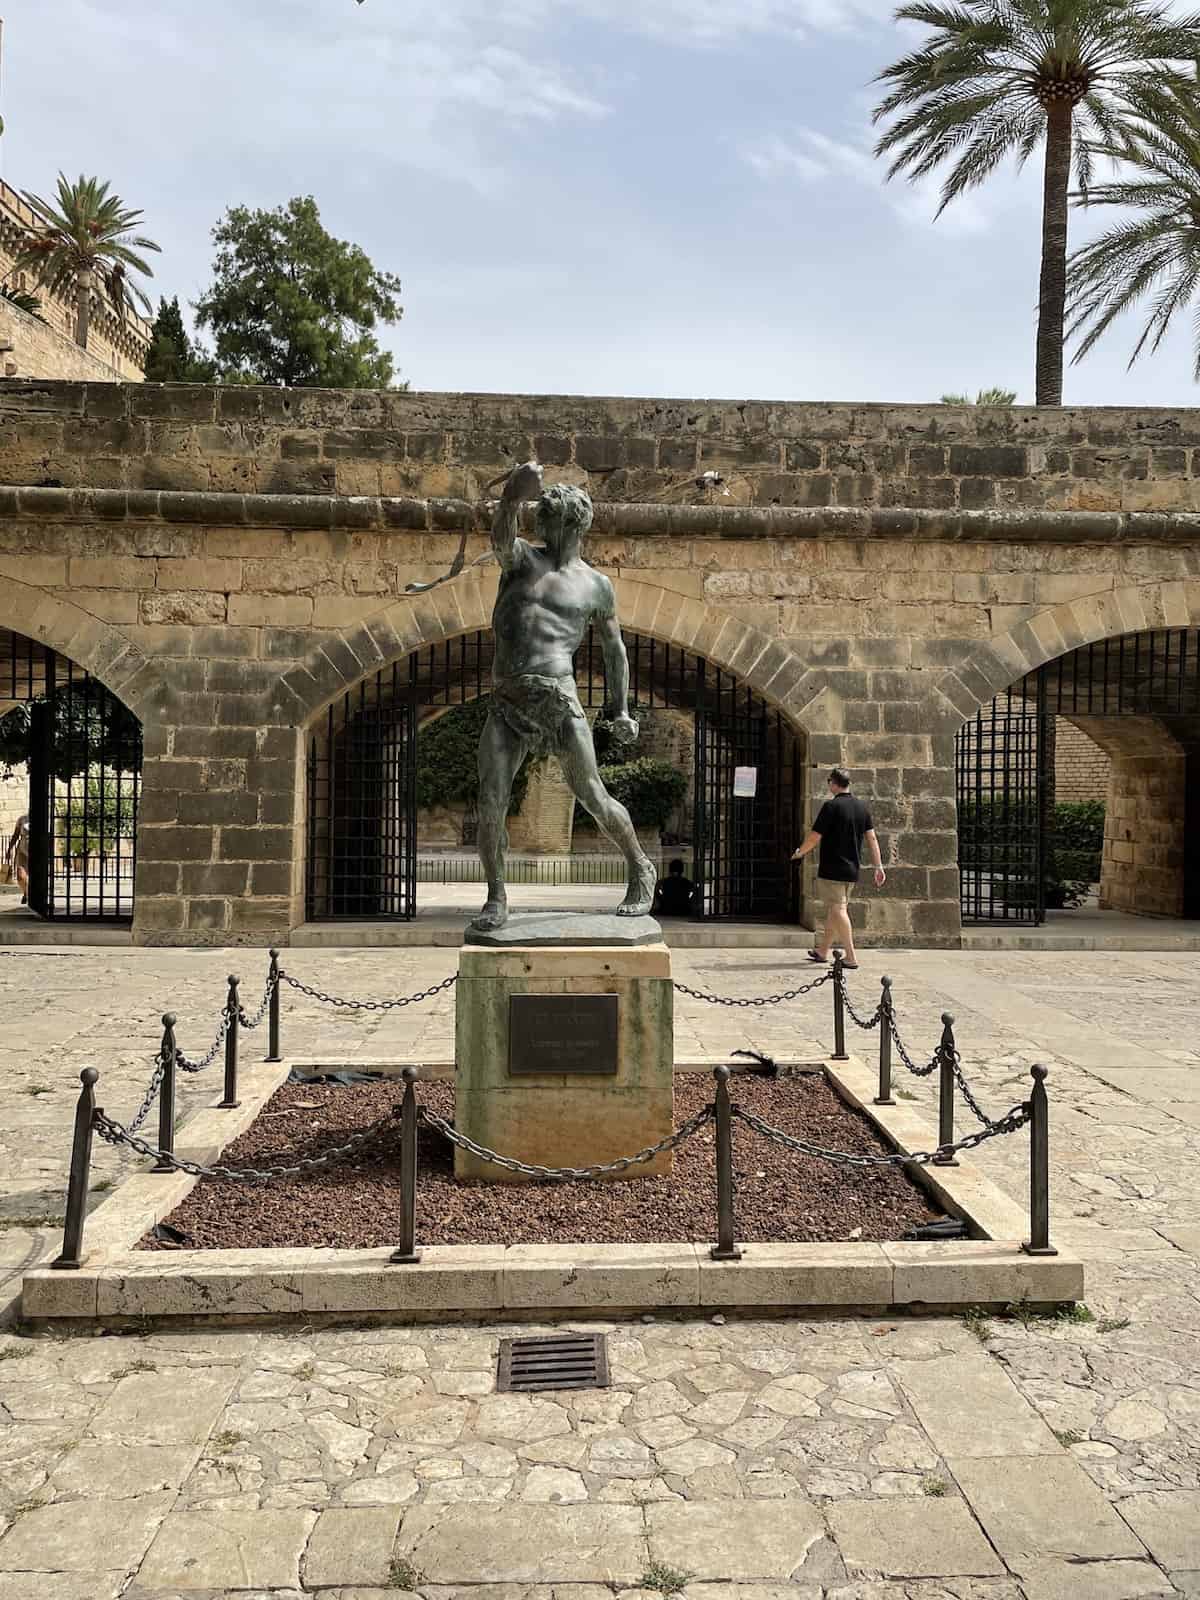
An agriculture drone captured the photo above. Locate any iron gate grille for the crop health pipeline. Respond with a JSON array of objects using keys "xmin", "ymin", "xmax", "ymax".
[
  {"xmin": 1, "ymin": 632, "xmax": 141, "ymax": 924},
  {"xmin": 307, "ymin": 663, "xmax": 418, "ymax": 920},
  {"xmin": 956, "ymin": 686, "xmax": 1045, "ymax": 926},
  {"xmin": 306, "ymin": 629, "xmax": 803, "ymax": 923}
]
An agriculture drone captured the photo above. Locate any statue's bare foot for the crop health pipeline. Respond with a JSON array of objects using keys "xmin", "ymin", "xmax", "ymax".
[
  {"xmin": 617, "ymin": 860, "xmax": 657, "ymax": 917},
  {"xmin": 470, "ymin": 897, "xmax": 509, "ymax": 933}
]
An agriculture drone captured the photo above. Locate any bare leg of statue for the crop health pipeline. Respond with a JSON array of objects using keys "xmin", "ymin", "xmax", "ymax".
[
  {"xmin": 558, "ymin": 720, "xmax": 657, "ymax": 916},
  {"xmin": 473, "ymin": 713, "xmax": 530, "ymax": 933}
]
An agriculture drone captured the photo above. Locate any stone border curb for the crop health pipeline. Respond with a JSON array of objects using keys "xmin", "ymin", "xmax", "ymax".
[{"xmin": 20, "ymin": 1054, "xmax": 1082, "ymax": 1324}]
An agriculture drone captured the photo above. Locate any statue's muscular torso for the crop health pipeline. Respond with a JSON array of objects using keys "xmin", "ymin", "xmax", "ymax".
[{"xmin": 491, "ymin": 541, "xmax": 613, "ymax": 681}]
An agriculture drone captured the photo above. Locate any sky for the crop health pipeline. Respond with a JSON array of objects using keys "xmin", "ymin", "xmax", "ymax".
[{"xmin": 0, "ymin": 0, "xmax": 1193, "ymax": 405}]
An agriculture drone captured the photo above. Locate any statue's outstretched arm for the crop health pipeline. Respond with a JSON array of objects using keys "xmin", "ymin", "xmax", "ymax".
[{"xmin": 492, "ymin": 460, "xmax": 543, "ymax": 573}]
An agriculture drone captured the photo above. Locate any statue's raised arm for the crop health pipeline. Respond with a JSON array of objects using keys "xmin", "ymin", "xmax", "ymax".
[{"xmin": 492, "ymin": 460, "xmax": 544, "ymax": 573}]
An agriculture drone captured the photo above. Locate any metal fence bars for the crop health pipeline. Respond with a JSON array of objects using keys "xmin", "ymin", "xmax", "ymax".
[
  {"xmin": 53, "ymin": 1055, "xmax": 1057, "ymax": 1273},
  {"xmin": 304, "ymin": 627, "xmax": 803, "ymax": 926},
  {"xmin": 2, "ymin": 629, "xmax": 142, "ymax": 924}
]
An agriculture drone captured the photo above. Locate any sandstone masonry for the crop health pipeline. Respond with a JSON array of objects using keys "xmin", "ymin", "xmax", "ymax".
[{"xmin": 2, "ymin": 381, "xmax": 1199, "ymax": 945}]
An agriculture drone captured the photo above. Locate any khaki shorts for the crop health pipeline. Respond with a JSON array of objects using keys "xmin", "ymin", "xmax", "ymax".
[{"xmin": 817, "ymin": 877, "xmax": 854, "ymax": 907}]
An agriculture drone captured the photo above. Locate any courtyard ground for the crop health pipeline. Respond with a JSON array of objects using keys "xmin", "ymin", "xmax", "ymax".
[{"xmin": 0, "ymin": 944, "xmax": 1197, "ymax": 1598}]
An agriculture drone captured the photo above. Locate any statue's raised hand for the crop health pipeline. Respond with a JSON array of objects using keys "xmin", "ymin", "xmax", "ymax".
[
  {"xmin": 503, "ymin": 460, "xmax": 544, "ymax": 503},
  {"xmin": 609, "ymin": 713, "xmax": 639, "ymax": 745}
]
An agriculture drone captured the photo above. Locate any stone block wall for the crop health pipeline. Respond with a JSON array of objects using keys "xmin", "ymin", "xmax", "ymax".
[
  {"xmin": 1054, "ymin": 719, "xmax": 1111, "ymax": 805},
  {"xmin": 0, "ymin": 302, "xmax": 137, "ymax": 385},
  {"xmin": 1, "ymin": 381, "xmax": 1200, "ymax": 945}
]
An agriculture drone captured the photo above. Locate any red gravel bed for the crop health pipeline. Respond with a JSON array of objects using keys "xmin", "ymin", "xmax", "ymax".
[{"xmin": 139, "ymin": 1074, "xmax": 941, "ymax": 1251}]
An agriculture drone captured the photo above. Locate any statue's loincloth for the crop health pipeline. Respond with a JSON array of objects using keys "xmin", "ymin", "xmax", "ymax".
[{"xmin": 490, "ymin": 674, "xmax": 585, "ymax": 753}]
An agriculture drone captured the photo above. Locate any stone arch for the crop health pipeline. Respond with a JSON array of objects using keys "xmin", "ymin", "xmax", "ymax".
[
  {"xmin": 282, "ymin": 571, "xmax": 819, "ymax": 737},
  {"xmin": 934, "ymin": 578, "xmax": 1200, "ymax": 723},
  {"xmin": 0, "ymin": 575, "xmax": 167, "ymax": 722}
]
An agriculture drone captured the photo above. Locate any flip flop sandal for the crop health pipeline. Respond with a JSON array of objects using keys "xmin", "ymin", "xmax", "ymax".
[{"xmin": 807, "ymin": 950, "xmax": 829, "ymax": 964}]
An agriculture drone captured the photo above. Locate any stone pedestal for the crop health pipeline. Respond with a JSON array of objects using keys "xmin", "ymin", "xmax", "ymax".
[{"xmin": 454, "ymin": 941, "xmax": 674, "ymax": 1183}]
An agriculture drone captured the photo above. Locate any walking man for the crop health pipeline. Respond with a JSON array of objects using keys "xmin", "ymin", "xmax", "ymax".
[{"xmin": 792, "ymin": 768, "xmax": 885, "ymax": 969}]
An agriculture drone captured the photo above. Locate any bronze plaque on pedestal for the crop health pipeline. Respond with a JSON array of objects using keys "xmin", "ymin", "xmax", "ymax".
[{"xmin": 509, "ymin": 994, "xmax": 619, "ymax": 1076}]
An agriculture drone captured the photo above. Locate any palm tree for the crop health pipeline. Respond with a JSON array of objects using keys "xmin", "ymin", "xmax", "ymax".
[
  {"xmin": 872, "ymin": 0, "xmax": 1200, "ymax": 405},
  {"xmin": 1067, "ymin": 83, "xmax": 1200, "ymax": 376},
  {"xmin": 10, "ymin": 174, "xmax": 160, "ymax": 351}
]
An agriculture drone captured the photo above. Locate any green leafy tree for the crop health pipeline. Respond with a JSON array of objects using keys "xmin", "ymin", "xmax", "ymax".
[
  {"xmin": 1067, "ymin": 82, "xmax": 1200, "ymax": 376},
  {"xmin": 940, "ymin": 387, "xmax": 1018, "ymax": 404},
  {"xmin": 144, "ymin": 296, "xmax": 218, "ymax": 383},
  {"xmin": 9, "ymin": 174, "xmax": 159, "ymax": 350},
  {"xmin": 872, "ymin": 0, "xmax": 1200, "ymax": 406},
  {"xmin": 414, "ymin": 699, "xmax": 538, "ymax": 817},
  {"xmin": 195, "ymin": 196, "xmax": 404, "ymax": 388}
]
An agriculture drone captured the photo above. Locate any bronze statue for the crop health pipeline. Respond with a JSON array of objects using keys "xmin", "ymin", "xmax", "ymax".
[{"xmin": 471, "ymin": 461, "xmax": 656, "ymax": 933}]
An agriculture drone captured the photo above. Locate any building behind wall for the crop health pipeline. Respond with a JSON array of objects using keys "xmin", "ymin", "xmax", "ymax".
[{"xmin": 0, "ymin": 179, "xmax": 150, "ymax": 382}]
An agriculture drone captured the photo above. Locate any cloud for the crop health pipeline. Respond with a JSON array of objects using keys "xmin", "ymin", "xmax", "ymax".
[{"xmin": 740, "ymin": 125, "xmax": 993, "ymax": 234}]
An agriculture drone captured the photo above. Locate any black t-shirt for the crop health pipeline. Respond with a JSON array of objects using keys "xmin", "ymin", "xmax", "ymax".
[
  {"xmin": 812, "ymin": 792, "xmax": 873, "ymax": 883},
  {"xmin": 655, "ymin": 873, "xmax": 695, "ymax": 916}
]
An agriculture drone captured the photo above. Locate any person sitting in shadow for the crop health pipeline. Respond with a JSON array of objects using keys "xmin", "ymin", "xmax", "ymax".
[{"xmin": 653, "ymin": 857, "xmax": 696, "ymax": 917}]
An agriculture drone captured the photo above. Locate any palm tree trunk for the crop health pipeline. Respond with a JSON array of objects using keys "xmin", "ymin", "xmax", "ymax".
[
  {"xmin": 74, "ymin": 268, "xmax": 93, "ymax": 350},
  {"xmin": 1035, "ymin": 102, "xmax": 1072, "ymax": 406}
]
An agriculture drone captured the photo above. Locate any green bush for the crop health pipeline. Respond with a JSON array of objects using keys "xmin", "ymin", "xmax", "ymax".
[
  {"xmin": 54, "ymin": 770, "xmax": 136, "ymax": 860},
  {"xmin": 574, "ymin": 758, "xmax": 687, "ymax": 832}
]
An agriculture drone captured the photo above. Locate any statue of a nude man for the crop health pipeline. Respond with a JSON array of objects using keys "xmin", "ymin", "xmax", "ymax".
[{"xmin": 471, "ymin": 461, "xmax": 657, "ymax": 934}]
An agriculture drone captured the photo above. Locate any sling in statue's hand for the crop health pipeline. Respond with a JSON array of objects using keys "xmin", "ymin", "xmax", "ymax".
[{"xmin": 504, "ymin": 460, "xmax": 544, "ymax": 503}]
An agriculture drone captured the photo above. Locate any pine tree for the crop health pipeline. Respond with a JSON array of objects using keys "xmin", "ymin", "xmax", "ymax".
[{"xmin": 144, "ymin": 297, "xmax": 217, "ymax": 383}]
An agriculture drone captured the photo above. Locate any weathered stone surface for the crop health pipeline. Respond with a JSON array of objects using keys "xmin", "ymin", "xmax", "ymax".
[
  {"xmin": 394, "ymin": 1504, "xmax": 647, "ymax": 1583},
  {"xmin": 136, "ymin": 1508, "xmax": 317, "ymax": 1589},
  {"xmin": 1117, "ymin": 1490, "xmax": 1200, "ymax": 1570},
  {"xmin": 951, "ymin": 1457, "xmax": 1147, "ymax": 1564},
  {"xmin": 0, "ymin": 1493, "xmax": 173, "ymax": 1572},
  {"xmin": 302, "ymin": 1505, "xmax": 402, "ymax": 1587},
  {"xmin": 827, "ymin": 1498, "xmax": 1005, "ymax": 1578},
  {"xmin": 85, "ymin": 1370, "xmax": 239, "ymax": 1445},
  {"xmin": 465, "ymin": 913, "xmax": 663, "ymax": 948},
  {"xmin": 893, "ymin": 1356, "xmax": 1061, "ymax": 1458},
  {"xmin": 646, "ymin": 1500, "xmax": 824, "ymax": 1579},
  {"xmin": 1018, "ymin": 1557, "xmax": 1176, "ymax": 1599}
]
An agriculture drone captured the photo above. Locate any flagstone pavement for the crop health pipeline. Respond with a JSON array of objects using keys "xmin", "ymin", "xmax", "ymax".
[{"xmin": 0, "ymin": 943, "xmax": 1197, "ymax": 1598}]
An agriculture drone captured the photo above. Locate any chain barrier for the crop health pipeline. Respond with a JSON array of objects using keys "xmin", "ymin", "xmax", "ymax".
[
  {"xmin": 732, "ymin": 1099, "xmax": 1030, "ymax": 1168},
  {"xmin": 277, "ymin": 971, "xmax": 457, "ymax": 1012},
  {"xmin": 885, "ymin": 1011, "xmax": 941, "ymax": 1077},
  {"xmin": 419, "ymin": 1104, "xmax": 715, "ymax": 1182},
  {"xmin": 175, "ymin": 1010, "xmax": 230, "ymax": 1074},
  {"xmin": 672, "ymin": 970, "xmax": 832, "ymax": 1008},
  {"xmin": 93, "ymin": 1107, "xmax": 398, "ymax": 1183},
  {"xmin": 945, "ymin": 1046, "xmax": 997, "ymax": 1129},
  {"xmin": 127, "ymin": 1055, "xmax": 167, "ymax": 1135},
  {"xmin": 837, "ymin": 975, "xmax": 883, "ymax": 1032},
  {"xmin": 238, "ymin": 971, "xmax": 278, "ymax": 1032}
]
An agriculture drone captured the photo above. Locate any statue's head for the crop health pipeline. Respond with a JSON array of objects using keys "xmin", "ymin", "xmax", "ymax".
[{"xmin": 535, "ymin": 482, "xmax": 593, "ymax": 558}]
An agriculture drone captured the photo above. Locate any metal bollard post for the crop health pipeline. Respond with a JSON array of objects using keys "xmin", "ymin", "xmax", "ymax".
[
  {"xmin": 932, "ymin": 1013, "xmax": 958, "ymax": 1166},
  {"xmin": 220, "ymin": 975, "xmax": 241, "ymax": 1109},
  {"xmin": 876, "ymin": 976, "xmax": 895, "ymax": 1106},
  {"xmin": 52, "ymin": 1069, "xmax": 99, "ymax": 1270},
  {"xmin": 831, "ymin": 947, "xmax": 849, "ymax": 1061},
  {"xmin": 266, "ymin": 949, "xmax": 282, "ymax": 1064},
  {"xmin": 1022, "ymin": 1064, "xmax": 1058, "ymax": 1257},
  {"xmin": 154, "ymin": 1014, "xmax": 178, "ymax": 1172},
  {"xmin": 710, "ymin": 1066, "xmax": 742, "ymax": 1261},
  {"xmin": 391, "ymin": 1067, "xmax": 422, "ymax": 1265}
]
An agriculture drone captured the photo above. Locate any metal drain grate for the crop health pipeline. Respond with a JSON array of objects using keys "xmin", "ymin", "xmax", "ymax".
[{"xmin": 496, "ymin": 1332, "xmax": 610, "ymax": 1393}]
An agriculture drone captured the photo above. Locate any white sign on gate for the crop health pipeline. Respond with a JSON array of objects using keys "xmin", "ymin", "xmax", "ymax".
[{"xmin": 733, "ymin": 766, "xmax": 758, "ymax": 798}]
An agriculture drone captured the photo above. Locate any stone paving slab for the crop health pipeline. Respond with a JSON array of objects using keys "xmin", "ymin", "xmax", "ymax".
[
  {"xmin": 826, "ymin": 1498, "xmax": 1005, "ymax": 1579},
  {"xmin": 1118, "ymin": 1491, "xmax": 1200, "ymax": 1571},
  {"xmin": 646, "ymin": 1500, "xmax": 825, "ymax": 1580},
  {"xmin": 135, "ymin": 1507, "xmax": 318, "ymax": 1590},
  {"xmin": 951, "ymin": 1456, "xmax": 1148, "ymax": 1566},
  {"xmin": 395, "ymin": 1505, "xmax": 648, "ymax": 1583},
  {"xmin": 892, "ymin": 1354, "xmax": 1062, "ymax": 1458}
]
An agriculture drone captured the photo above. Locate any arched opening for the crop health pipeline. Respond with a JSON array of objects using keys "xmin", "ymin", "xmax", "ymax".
[
  {"xmin": 957, "ymin": 627, "xmax": 1200, "ymax": 925},
  {"xmin": 305, "ymin": 628, "xmax": 805, "ymax": 925},
  {"xmin": 0, "ymin": 629, "xmax": 142, "ymax": 924}
]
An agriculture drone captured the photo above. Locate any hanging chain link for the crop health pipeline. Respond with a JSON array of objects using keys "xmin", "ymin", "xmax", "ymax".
[
  {"xmin": 732, "ymin": 1100, "xmax": 1030, "ymax": 1168},
  {"xmin": 93, "ymin": 1107, "xmax": 399, "ymax": 1183},
  {"xmin": 238, "ymin": 970, "xmax": 278, "ymax": 1032},
  {"xmin": 886, "ymin": 1010, "xmax": 941, "ymax": 1077},
  {"xmin": 419, "ymin": 1104, "xmax": 715, "ymax": 1182},
  {"xmin": 838, "ymin": 975, "xmax": 883, "ymax": 1031},
  {"xmin": 175, "ymin": 1010, "xmax": 231, "ymax": 1074},
  {"xmin": 127, "ymin": 1054, "xmax": 167, "ymax": 1135},
  {"xmin": 278, "ymin": 971, "xmax": 457, "ymax": 1011},
  {"xmin": 672, "ymin": 970, "xmax": 832, "ymax": 1008},
  {"xmin": 945, "ymin": 1046, "xmax": 997, "ymax": 1128}
]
